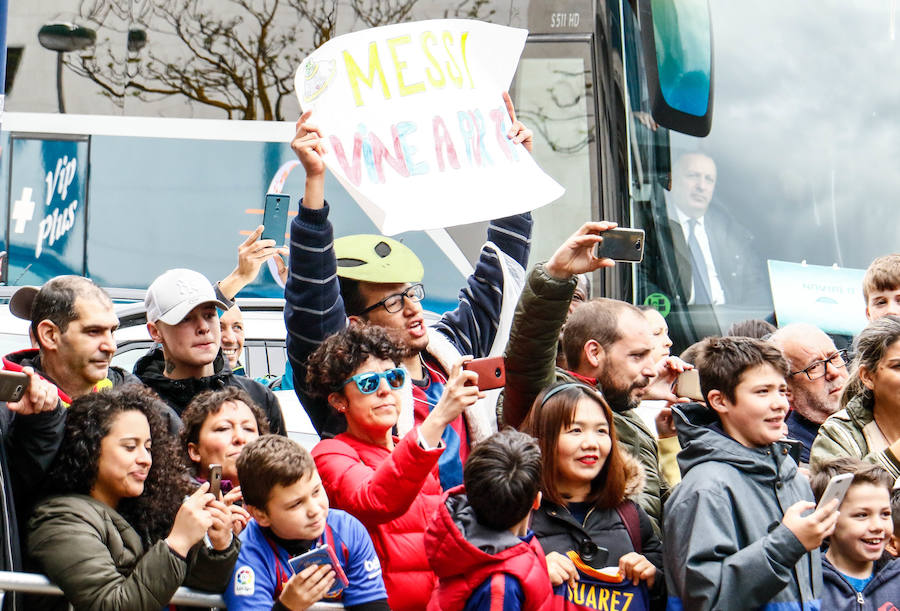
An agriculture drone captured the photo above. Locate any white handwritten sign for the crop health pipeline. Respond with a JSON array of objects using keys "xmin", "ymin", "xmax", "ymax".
[{"xmin": 295, "ymin": 19, "xmax": 564, "ymax": 235}]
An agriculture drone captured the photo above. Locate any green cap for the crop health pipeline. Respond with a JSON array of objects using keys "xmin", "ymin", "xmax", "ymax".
[{"xmin": 334, "ymin": 235, "xmax": 424, "ymax": 283}]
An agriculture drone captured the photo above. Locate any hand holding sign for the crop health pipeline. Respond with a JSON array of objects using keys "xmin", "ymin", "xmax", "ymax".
[
  {"xmin": 291, "ymin": 111, "xmax": 327, "ymax": 210},
  {"xmin": 502, "ymin": 91, "xmax": 533, "ymax": 153},
  {"xmin": 294, "ymin": 19, "xmax": 563, "ymax": 235}
]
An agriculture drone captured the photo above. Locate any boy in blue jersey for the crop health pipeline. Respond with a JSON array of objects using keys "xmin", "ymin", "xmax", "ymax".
[
  {"xmin": 425, "ymin": 429, "xmax": 553, "ymax": 610},
  {"xmin": 224, "ymin": 435, "xmax": 388, "ymax": 611}
]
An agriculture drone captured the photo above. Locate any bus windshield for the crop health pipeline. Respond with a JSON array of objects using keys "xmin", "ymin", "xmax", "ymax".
[{"xmin": 633, "ymin": 1, "xmax": 897, "ymax": 351}]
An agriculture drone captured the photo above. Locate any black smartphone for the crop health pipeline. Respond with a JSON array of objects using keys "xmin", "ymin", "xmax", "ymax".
[
  {"xmin": 208, "ymin": 464, "xmax": 223, "ymax": 499},
  {"xmin": 0, "ymin": 371, "xmax": 29, "ymax": 402},
  {"xmin": 261, "ymin": 193, "xmax": 290, "ymax": 244},
  {"xmin": 595, "ymin": 228, "xmax": 645, "ymax": 262}
]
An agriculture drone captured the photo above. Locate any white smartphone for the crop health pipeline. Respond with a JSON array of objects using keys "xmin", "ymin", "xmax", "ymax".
[{"xmin": 817, "ymin": 472, "xmax": 854, "ymax": 510}]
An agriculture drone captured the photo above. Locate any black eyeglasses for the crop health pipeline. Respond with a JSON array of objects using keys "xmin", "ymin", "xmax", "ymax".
[
  {"xmin": 789, "ymin": 350, "xmax": 848, "ymax": 381},
  {"xmin": 360, "ymin": 284, "xmax": 425, "ymax": 315}
]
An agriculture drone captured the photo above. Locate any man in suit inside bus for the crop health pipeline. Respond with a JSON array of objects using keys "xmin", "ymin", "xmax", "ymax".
[{"xmin": 642, "ymin": 152, "xmax": 770, "ymax": 308}]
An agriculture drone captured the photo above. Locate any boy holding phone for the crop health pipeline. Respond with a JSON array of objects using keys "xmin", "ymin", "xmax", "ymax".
[
  {"xmin": 224, "ymin": 435, "xmax": 388, "ymax": 611},
  {"xmin": 811, "ymin": 458, "xmax": 900, "ymax": 609},
  {"xmin": 664, "ymin": 336, "xmax": 839, "ymax": 610}
]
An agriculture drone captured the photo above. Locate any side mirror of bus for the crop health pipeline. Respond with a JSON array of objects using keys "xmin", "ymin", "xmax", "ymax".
[{"xmin": 638, "ymin": 0, "xmax": 714, "ymax": 137}]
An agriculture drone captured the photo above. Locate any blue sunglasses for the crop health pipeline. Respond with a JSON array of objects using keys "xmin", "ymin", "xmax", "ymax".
[{"xmin": 342, "ymin": 368, "xmax": 406, "ymax": 394}]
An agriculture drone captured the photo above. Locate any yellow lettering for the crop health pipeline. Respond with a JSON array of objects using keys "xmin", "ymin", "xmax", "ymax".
[
  {"xmin": 572, "ymin": 583, "xmax": 585, "ymax": 605},
  {"xmin": 421, "ymin": 31, "xmax": 446, "ymax": 88},
  {"xmin": 621, "ymin": 592, "xmax": 634, "ymax": 611},
  {"xmin": 344, "ymin": 43, "xmax": 391, "ymax": 107},
  {"xmin": 598, "ymin": 587, "xmax": 610, "ymax": 611},
  {"xmin": 611, "ymin": 590, "xmax": 621, "ymax": 611},
  {"xmin": 586, "ymin": 585, "xmax": 597, "ymax": 609},
  {"xmin": 442, "ymin": 31, "xmax": 464, "ymax": 87},
  {"xmin": 460, "ymin": 31, "xmax": 474, "ymax": 88},
  {"xmin": 387, "ymin": 35, "xmax": 425, "ymax": 97}
]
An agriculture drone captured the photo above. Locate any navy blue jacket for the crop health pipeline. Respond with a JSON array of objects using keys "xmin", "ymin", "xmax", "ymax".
[
  {"xmin": 822, "ymin": 556, "xmax": 900, "ymax": 610},
  {"xmin": 283, "ymin": 202, "xmax": 532, "ymax": 439}
]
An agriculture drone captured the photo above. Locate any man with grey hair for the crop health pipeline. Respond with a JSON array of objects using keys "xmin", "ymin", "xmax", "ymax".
[
  {"xmin": 3, "ymin": 276, "xmax": 132, "ymax": 402},
  {"xmin": 639, "ymin": 152, "xmax": 769, "ymax": 310},
  {"xmin": 769, "ymin": 322, "xmax": 849, "ymax": 464},
  {"xmin": 0, "ymin": 277, "xmax": 113, "ymax": 597}
]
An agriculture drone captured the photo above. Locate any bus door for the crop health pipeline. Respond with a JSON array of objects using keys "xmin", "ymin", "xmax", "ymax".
[{"xmin": 514, "ymin": 0, "xmax": 717, "ymax": 353}]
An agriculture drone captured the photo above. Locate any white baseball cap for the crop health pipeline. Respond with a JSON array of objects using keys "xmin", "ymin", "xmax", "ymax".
[{"xmin": 145, "ymin": 269, "xmax": 228, "ymax": 325}]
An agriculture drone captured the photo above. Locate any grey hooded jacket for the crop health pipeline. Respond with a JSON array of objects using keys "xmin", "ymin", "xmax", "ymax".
[{"xmin": 663, "ymin": 403, "xmax": 821, "ymax": 611}]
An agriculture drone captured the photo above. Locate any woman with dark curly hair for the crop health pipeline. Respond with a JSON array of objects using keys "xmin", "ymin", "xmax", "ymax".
[
  {"xmin": 27, "ymin": 384, "xmax": 238, "ymax": 611},
  {"xmin": 181, "ymin": 387, "xmax": 269, "ymax": 534},
  {"xmin": 307, "ymin": 324, "xmax": 480, "ymax": 611}
]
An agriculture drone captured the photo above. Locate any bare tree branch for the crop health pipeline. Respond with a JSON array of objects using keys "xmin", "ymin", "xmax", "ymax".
[{"xmin": 63, "ymin": 0, "xmax": 502, "ymax": 119}]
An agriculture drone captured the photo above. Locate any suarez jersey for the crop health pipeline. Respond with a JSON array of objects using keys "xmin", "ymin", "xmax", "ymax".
[
  {"xmin": 411, "ymin": 355, "xmax": 469, "ymax": 490},
  {"xmin": 552, "ymin": 552, "xmax": 649, "ymax": 611}
]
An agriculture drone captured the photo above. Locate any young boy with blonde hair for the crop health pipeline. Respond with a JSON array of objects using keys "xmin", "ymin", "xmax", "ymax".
[{"xmin": 863, "ymin": 253, "xmax": 900, "ymax": 320}]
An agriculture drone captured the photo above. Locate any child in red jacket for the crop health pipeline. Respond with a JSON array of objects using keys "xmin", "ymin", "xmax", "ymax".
[{"xmin": 425, "ymin": 429, "xmax": 553, "ymax": 611}]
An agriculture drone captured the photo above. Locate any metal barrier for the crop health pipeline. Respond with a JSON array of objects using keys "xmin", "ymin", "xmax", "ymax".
[{"xmin": 0, "ymin": 571, "xmax": 345, "ymax": 609}]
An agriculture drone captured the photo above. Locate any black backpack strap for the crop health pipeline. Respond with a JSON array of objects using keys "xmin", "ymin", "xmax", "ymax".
[{"xmin": 615, "ymin": 500, "xmax": 642, "ymax": 553}]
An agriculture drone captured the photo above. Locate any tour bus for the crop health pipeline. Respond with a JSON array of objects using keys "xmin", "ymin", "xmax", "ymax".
[{"xmin": 2, "ymin": 0, "xmax": 885, "ymax": 360}]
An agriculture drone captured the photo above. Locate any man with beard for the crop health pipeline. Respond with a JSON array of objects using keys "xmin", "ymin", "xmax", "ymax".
[
  {"xmin": 503, "ymin": 222, "xmax": 686, "ymax": 534},
  {"xmin": 769, "ymin": 323, "xmax": 848, "ymax": 465}
]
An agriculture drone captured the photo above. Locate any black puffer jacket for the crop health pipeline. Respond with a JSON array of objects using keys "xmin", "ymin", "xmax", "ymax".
[
  {"xmin": 133, "ymin": 348, "xmax": 286, "ymax": 436},
  {"xmin": 530, "ymin": 453, "xmax": 665, "ymax": 609}
]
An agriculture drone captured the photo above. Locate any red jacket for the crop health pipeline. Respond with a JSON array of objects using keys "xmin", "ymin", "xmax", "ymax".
[
  {"xmin": 426, "ymin": 486, "xmax": 553, "ymax": 611},
  {"xmin": 311, "ymin": 429, "xmax": 443, "ymax": 611}
]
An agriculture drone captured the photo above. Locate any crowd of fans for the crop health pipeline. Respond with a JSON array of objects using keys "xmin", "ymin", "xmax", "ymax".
[{"xmin": 0, "ymin": 104, "xmax": 897, "ymax": 611}]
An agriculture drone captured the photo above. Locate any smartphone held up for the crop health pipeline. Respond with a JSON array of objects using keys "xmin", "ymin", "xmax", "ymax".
[
  {"xmin": 208, "ymin": 464, "xmax": 223, "ymax": 499},
  {"xmin": 261, "ymin": 193, "xmax": 291, "ymax": 245},
  {"xmin": 462, "ymin": 357, "xmax": 506, "ymax": 391},
  {"xmin": 595, "ymin": 228, "xmax": 645, "ymax": 263}
]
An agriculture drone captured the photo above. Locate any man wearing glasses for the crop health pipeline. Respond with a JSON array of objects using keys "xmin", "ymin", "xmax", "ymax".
[
  {"xmin": 770, "ymin": 323, "xmax": 849, "ymax": 464},
  {"xmin": 285, "ymin": 108, "xmax": 533, "ymax": 490}
]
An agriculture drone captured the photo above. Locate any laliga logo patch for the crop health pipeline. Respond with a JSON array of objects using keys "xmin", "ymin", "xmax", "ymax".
[
  {"xmin": 303, "ymin": 59, "xmax": 335, "ymax": 103},
  {"xmin": 234, "ymin": 566, "xmax": 254, "ymax": 596}
]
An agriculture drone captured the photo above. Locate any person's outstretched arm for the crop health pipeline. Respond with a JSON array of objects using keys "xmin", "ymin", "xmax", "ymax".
[{"xmin": 284, "ymin": 112, "xmax": 349, "ymax": 436}]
